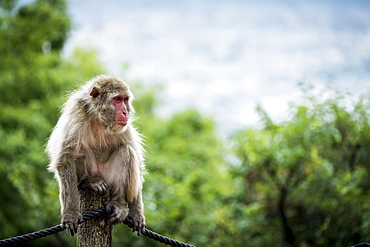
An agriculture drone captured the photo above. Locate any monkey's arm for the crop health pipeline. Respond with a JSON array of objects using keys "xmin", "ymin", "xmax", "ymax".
[
  {"xmin": 105, "ymin": 144, "xmax": 144, "ymax": 228},
  {"xmin": 56, "ymin": 153, "xmax": 82, "ymax": 236}
]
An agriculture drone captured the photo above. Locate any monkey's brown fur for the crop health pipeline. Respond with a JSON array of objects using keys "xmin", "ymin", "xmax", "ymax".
[{"xmin": 47, "ymin": 75, "xmax": 145, "ymax": 236}]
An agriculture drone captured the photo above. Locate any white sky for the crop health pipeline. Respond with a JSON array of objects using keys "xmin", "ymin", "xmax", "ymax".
[{"xmin": 64, "ymin": 0, "xmax": 370, "ymax": 135}]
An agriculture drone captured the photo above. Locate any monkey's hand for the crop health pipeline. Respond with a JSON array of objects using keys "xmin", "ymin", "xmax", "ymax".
[
  {"xmin": 78, "ymin": 176, "xmax": 107, "ymax": 194},
  {"xmin": 106, "ymin": 201, "xmax": 129, "ymax": 225},
  {"xmin": 61, "ymin": 210, "xmax": 83, "ymax": 236},
  {"xmin": 127, "ymin": 211, "xmax": 146, "ymax": 236}
]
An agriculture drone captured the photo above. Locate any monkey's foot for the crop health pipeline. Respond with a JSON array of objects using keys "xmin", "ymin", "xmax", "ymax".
[
  {"xmin": 106, "ymin": 201, "xmax": 129, "ymax": 225},
  {"xmin": 61, "ymin": 211, "xmax": 83, "ymax": 236},
  {"xmin": 127, "ymin": 213, "xmax": 146, "ymax": 236},
  {"xmin": 78, "ymin": 176, "xmax": 107, "ymax": 194}
]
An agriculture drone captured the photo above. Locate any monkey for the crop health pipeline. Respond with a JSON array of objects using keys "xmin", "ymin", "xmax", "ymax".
[{"xmin": 46, "ymin": 75, "xmax": 145, "ymax": 236}]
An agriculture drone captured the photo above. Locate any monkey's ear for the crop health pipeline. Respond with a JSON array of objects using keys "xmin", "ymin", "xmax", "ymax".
[{"xmin": 90, "ymin": 87, "xmax": 101, "ymax": 99}]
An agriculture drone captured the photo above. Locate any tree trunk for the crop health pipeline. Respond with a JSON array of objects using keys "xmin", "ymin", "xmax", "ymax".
[
  {"xmin": 278, "ymin": 186, "xmax": 297, "ymax": 247},
  {"xmin": 77, "ymin": 189, "xmax": 112, "ymax": 247}
]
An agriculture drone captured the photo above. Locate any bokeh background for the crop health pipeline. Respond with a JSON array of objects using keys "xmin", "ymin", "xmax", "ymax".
[
  {"xmin": 65, "ymin": 0, "xmax": 370, "ymax": 135},
  {"xmin": 1, "ymin": 0, "xmax": 370, "ymax": 246}
]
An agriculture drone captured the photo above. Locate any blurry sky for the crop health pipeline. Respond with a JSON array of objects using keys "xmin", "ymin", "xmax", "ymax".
[{"xmin": 64, "ymin": 0, "xmax": 370, "ymax": 134}]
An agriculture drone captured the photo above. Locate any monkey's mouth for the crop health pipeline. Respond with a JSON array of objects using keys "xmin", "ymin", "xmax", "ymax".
[{"xmin": 117, "ymin": 120, "xmax": 128, "ymax": 126}]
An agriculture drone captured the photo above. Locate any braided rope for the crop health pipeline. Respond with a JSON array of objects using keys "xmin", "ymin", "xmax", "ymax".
[
  {"xmin": 0, "ymin": 208, "xmax": 195, "ymax": 247},
  {"xmin": 0, "ymin": 208, "xmax": 106, "ymax": 246},
  {"xmin": 124, "ymin": 217, "xmax": 195, "ymax": 247},
  {"xmin": 0, "ymin": 225, "xmax": 63, "ymax": 246}
]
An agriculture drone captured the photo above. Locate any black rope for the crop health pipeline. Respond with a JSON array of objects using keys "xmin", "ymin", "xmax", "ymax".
[
  {"xmin": 0, "ymin": 208, "xmax": 195, "ymax": 247},
  {"xmin": 124, "ymin": 217, "xmax": 195, "ymax": 247},
  {"xmin": 0, "ymin": 225, "xmax": 63, "ymax": 246},
  {"xmin": 0, "ymin": 208, "xmax": 107, "ymax": 246}
]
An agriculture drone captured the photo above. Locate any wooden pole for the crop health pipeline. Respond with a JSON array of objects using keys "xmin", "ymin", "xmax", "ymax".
[{"xmin": 77, "ymin": 189, "xmax": 112, "ymax": 247}]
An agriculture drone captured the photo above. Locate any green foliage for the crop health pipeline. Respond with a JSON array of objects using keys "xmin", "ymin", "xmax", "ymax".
[{"xmin": 230, "ymin": 86, "xmax": 370, "ymax": 246}]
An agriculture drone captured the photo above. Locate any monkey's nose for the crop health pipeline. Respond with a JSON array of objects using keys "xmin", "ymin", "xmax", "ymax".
[{"xmin": 123, "ymin": 111, "xmax": 127, "ymax": 115}]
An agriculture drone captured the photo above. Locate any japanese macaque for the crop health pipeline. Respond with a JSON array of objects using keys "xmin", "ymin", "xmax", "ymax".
[{"xmin": 46, "ymin": 75, "xmax": 145, "ymax": 236}]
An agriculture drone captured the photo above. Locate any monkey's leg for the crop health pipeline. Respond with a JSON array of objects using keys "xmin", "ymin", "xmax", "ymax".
[
  {"xmin": 78, "ymin": 176, "xmax": 108, "ymax": 194},
  {"xmin": 127, "ymin": 192, "xmax": 146, "ymax": 235},
  {"xmin": 57, "ymin": 158, "xmax": 82, "ymax": 236},
  {"xmin": 106, "ymin": 198, "xmax": 129, "ymax": 225}
]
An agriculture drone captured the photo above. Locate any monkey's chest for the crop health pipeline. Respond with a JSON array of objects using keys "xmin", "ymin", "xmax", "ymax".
[
  {"xmin": 94, "ymin": 149, "xmax": 112, "ymax": 163},
  {"xmin": 87, "ymin": 149, "xmax": 115, "ymax": 177}
]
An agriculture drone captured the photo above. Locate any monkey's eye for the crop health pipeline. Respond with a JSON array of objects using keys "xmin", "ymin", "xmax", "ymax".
[
  {"xmin": 113, "ymin": 96, "xmax": 129, "ymax": 103},
  {"xmin": 113, "ymin": 96, "xmax": 123, "ymax": 101}
]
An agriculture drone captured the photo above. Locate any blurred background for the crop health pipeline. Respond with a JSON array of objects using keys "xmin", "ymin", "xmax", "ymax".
[{"xmin": 1, "ymin": 0, "xmax": 370, "ymax": 246}]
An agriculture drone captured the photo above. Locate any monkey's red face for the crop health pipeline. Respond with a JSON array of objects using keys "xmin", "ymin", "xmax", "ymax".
[
  {"xmin": 89, "ymin": 83, "xmax": 132, "ymax": 130},
  {"xmin": 112, "ymin": 95, "xmax": 130, "ymax": 126}
]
